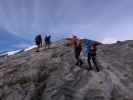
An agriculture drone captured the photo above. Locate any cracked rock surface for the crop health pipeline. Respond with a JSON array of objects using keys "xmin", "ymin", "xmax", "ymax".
[{"xmin": 0, "ymin": 40, "xmax": 133, "ymax": 100}]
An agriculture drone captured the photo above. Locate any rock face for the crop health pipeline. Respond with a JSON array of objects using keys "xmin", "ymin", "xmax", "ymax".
[{"xmin": 0, "ymin": 40, "xmax": 133, "ymax": 100}]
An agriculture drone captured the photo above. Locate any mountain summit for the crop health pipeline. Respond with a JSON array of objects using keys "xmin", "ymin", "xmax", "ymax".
[{"xmin": 0, "ymin": 40, "xmax": 133, "ymax": 100}]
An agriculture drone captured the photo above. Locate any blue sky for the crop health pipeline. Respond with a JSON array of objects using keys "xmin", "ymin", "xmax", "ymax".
[{"xmin": 0, "ymin": 0, "xmax": 133, "ymax": 51}]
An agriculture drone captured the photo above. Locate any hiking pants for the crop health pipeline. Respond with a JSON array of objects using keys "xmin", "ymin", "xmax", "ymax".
[
  {"xmin": 87, "ymin": 54, "xmax": 99, "ymax": 71},
  {"xmin": 75, "ymin": 47, "xmax": 83, "ymax": 65}
]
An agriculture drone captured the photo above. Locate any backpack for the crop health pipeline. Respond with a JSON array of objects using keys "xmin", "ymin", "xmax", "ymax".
[
  {"xmin": 91, "ymin": 43, "xmax": 97, "ymax": 56},
  {"xmin": 82, "ymin": 40, "xmax": 94, "ymax": 57},
  {"xmin": 82, "ymin": 41, "xmax": 91, "ymax": 57}
]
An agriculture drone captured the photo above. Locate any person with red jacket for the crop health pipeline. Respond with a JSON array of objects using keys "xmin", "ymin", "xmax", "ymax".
[{"xmin": 72, "ymin": 36, "xmax": 83, "ymax": 66}]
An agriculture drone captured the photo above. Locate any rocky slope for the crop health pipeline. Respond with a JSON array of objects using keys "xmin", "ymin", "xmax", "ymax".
[{"xmin": 0, "ymin": 40, "xmax": 133, "ymax": 100}]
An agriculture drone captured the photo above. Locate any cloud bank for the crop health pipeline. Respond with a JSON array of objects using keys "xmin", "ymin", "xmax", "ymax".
[{"xmin": 0, "ymin": 0, "xmax": 133, "ymax": 50}]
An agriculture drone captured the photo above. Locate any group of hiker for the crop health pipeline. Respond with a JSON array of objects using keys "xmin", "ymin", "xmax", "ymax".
[
  {"xmin": 35, "ymin": 34, "xmax": 51, "ymax": 52},
  {"xmin": 66, "ymin": 35, "xmax": 100, "ymax": 72},
  {"xmin": 35, "ymin": 34, "xmax": 100, "ymax": 72}
]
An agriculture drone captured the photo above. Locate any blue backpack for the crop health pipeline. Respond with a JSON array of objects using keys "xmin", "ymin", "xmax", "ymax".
[{"xmin": 82, "ymin": 40, "xmax": 93, "ymax": 57}]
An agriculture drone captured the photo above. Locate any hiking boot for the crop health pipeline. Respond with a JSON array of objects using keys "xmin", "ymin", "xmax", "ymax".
[
  {"xmin": 75, "ymin": 62, "xmax": 79, "ymax": 66},
  {"xmin": 36, "ymin": 50, "xmax": 40, "ymax": 52},
  {"xmin": 95, "ymin": 65, "xmax": 100, "ymax": 72},
  {"xmin": 96, "ymin": 68, "xmax": 100, "ymax": 72},
  {"xmin": 87, "ymin": 67, "xmax": 93, "ymax": 71},
  {"xmin": 79, "ymin": 61, "xmax": 83, "ymax": 66}
]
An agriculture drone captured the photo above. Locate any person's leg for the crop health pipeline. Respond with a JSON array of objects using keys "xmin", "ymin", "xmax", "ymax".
[
  {"xmin": 38, "ymin": 43, "xmax": 41, "ymax": 51},
  {"xmin": 40, "ymin": 42, "xmax": 43, "ymax": 47},
  {"xmin": 48, "ymin": 42, "xmax": 50, "ymax": 49},
  {"xmin": 79, "ymin": 59, "xmax": 83, "ymax": 66},
  {"xmin": 39, "ymin": 43, "xmax": 41, "ymax": 48},
  {"xmin": 49, "ymin": 41, "xmax": 51, "ymax": 47},
  {"xmin": 36, "ymin": 44, "xmax": 39, "ymax": 52},
  {"xmin": 45, "ymin": 41, "xmax": 47, "ymax": 48},
  {"xmin": 75, "ymin": 53, "xmax": 80, "ymax": 65},
  {"xmin": 75, "ymin": 49, "xmax": 80, "ymax": 65},
  {"xmin": 79, "ymin": 50, "xmax": 83, "ymax": 65},
  {"xmin": 45, "ymin": 41, "xmax": 48, "ymax": 48},
  {"xmin": 87, "ymin": 54, "xmax": 92, "ymax": 70},
  {"xmin": 92, "ymin": 55, "xmax": 100, "ymax": 72}
]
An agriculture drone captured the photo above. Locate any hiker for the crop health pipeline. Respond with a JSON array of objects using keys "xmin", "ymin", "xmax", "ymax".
[
  {"xmin": 45, "ymin": 34, "xmax": 51, "ymax": 48},
  {"xmin": 35, "ymin": 34, "xmax": 42, "ymax": 52},
  {"xmin": 87, "ymin": 43, "xmax": 100, "ymax": 72},
  {"xmin": 73, "ymin": 36, "xmax": 83, "ymax": 66}
]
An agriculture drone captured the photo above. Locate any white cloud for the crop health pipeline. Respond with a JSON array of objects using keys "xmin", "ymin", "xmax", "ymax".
[
  {"xmin": 102, "ymin": 37, "xmax": 117, "ymax": 44},
  {"xmin": 12, "ymin": 43, "xmax": 31, "ymax": 49}
]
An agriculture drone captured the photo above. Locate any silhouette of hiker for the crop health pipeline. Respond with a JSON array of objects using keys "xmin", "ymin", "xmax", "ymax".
[
  {"xmin": 45, "ymin": 34, "xmax": 51, "ymax": 48},
  {"xmin": 35, "ymin": 34, "xmax": 42, "ymax": 52},
  {"xmin": 73, "ymin": 36, "xmax": 83, "ymax": 66},
  {"xmin": 87, "ymin": 43, "xmax": 100, "ymax": 72}
]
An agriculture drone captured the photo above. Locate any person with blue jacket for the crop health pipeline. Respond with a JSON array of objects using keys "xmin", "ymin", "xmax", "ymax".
[
  {"xmin": 86, "ymin": 43, "xmax": 100, "ymax": 72},
  {"xmin": 45, "ymin": 34, "xmax": 51, "ymax": 48},
  {"xmin": 35, "ymin": 34, "xmax": 42, "ymax": 52}
]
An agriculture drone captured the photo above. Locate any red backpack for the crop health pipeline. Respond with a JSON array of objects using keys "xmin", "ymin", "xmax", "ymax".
[{"xmin": 91, "ymin": 43, "xmax": 97, "ymax": 55}]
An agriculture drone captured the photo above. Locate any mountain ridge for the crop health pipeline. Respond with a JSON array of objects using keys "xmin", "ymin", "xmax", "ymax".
[{"xmin": 0, "ymin": 40, "xmax": 133, "ymax": 100}]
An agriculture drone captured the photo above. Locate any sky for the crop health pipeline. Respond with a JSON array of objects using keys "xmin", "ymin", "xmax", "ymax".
[{"xmin": 0, "ymin": 0, "xmax": 133, "ymax": 51}]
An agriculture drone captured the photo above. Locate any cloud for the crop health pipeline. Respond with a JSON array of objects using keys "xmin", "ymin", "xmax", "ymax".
[
  {"xmin": 102, "ymin": 37, "xmax": 117, "ymax": 44},
  {"xmin": 12, "ymin": 43, "xmax": 31, "ymax": 49},
  {"xmin": 0, "ymin": 0, "xmax": 133, "ymax": 49}
]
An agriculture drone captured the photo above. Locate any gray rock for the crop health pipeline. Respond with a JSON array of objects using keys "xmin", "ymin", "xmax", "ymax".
[{"xmin": 0, "ymin": 41, "xmax": 133, "ymax": 100}]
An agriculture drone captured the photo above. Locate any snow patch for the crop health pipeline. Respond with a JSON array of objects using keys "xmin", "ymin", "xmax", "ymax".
[
  {"xmin": 7, "ymin": 50, "xmax": 23, "ymax": 56},
  {"xmin": 24, "ymin": 45, "xmax": 36, "ymax": 51},
  {"xmin": 0, "ymin": 45, "xmax": 36, "ymax": 57}
]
